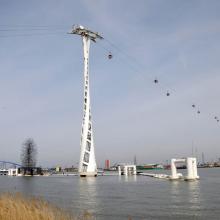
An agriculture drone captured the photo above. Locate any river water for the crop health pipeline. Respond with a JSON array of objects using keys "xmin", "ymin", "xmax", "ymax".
[{"xmin": 0, "ymin": 168, "xmax": 220, "ymax": 219}]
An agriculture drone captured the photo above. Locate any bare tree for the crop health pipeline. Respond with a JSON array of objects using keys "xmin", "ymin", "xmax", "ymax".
[{"xmin": 21, "ymin": 138, "xmax": 37, "ymax": 175}]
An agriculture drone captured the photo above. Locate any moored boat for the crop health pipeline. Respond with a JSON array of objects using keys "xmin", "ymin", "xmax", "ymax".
[{"xmin": 137, "ymin": 164, "xmax": 163, "ymax": 170}]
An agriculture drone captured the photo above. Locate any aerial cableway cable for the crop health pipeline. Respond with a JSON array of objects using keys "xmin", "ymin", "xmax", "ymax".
[
  {"xmin": 100, "ymin": 37, "xmax": 219, "ymax": 125},
  {"xmin": 0, "ymin": 25, "xmax": 219, "ymax": 124},
  {"xmin": 100, "ymin": 36, "xmax": 174, "ymax": 100},
  {"xmin": 0, "ymin": 32, "xmax": 65, "ymax": 38},
  {"xmin": 0, "ymin": 24, "xmax": 69, "ymax": 28},
  {"xmin": 103, "ymin": 37, "xmax": 174, "ymax": 97},
  {"xmin": 0, "ymin": 25, "xmax": 68, "ymax": 38}
]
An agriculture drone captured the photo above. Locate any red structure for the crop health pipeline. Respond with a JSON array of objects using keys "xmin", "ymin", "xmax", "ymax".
[{"xmin": 105, "ymin": 159, "xmax": 110, "ymax": 170}]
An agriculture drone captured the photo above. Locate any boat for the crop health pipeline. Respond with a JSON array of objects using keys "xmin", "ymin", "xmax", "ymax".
[{"xmin": 137, "ymin": 164, "xmax": 163, "ymax": 170}]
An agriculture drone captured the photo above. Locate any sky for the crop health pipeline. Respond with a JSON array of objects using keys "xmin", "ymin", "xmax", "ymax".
[{"xmin": 0, "ymin": 0, "xmax": 220, "ymax": 167}]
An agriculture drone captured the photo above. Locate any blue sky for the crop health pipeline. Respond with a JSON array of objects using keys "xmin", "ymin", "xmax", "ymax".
[{"xmin": 0, "ymin": 0, "xmax": 220, "ymax": 167}]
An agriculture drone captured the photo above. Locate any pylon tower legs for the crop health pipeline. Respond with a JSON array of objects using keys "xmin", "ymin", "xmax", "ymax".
[{"xmin": 78, "ymin": 36, "xmax": 97, "ymax": 177}]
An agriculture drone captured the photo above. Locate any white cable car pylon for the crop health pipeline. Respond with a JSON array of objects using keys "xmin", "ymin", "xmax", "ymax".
[{"xmin": 69, "ymin": 25, "xmax": 103, "ymax": 177}]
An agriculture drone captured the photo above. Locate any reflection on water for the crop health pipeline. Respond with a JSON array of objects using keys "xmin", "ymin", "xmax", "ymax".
[
  {"xmin": 78, "ymin": 177, "xmax": 99, "ymax": 215},
  {"xmin": 125, "ymin": 175, "xmax": 137, "ymax": 182},
  {"xmin": 170, "ymin": 181, "xmax": 182, "ymax": 205},
  {"xmin": 186, "ymin": 181, "xmax": 202, "ymax": 215},
  {"xmin": 118, "ymin": 175, "xmax": 137, "ymax": 182},
  {"xmin": 170, "ymin": 180, "xmax": 202, "ymax": 218}
]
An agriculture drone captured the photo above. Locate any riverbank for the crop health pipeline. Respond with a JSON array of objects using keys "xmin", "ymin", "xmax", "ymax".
[{"xmin": 0, "ymin": 193, "xmax": 94, "ymax": 220}]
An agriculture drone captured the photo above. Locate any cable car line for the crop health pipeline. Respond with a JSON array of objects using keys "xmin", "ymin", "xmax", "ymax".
[
  {"xmin": 102, "ymin": 37, "xmax": 173, "ymax": 97},
  {"xmin": 0, "ymin": 25, "xmax": 218, "ymax": 126},
  {"xmin": 103, "ymin": 37, "xmax": 220, "ymax": 124}
]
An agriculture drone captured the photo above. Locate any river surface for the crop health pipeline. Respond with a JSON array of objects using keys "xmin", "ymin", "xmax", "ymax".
[{"xmin": 0, "ymin": 168, "xmax": 220, "ymax": 219}]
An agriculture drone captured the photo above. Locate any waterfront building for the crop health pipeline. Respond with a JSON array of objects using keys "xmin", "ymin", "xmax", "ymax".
[
  {"xmin": 0, "ymin": 169, "xmax": 8, "ymax": 175},
  {"xmin": 56, "ymin": 166, "xmax": 62, "ymax": 172},
  {"xmin": 18, "ymin": 167, "xmax": 42, "ymax": 176},
  {"xmin": 105, "ymin": 159, "xmax": 110, "ymax": 170},
  {"xmin": 118, "ymin": 164, "xmax": 137, "ymax": 176},
  {"xmin": 8, "ymin": 168, "xmax": 18, "ymax": 176}
]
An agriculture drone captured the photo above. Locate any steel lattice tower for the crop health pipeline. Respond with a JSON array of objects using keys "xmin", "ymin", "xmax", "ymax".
[{"xmin": 69, "ymin": 25, "xmax": 103, "ymax": 177}]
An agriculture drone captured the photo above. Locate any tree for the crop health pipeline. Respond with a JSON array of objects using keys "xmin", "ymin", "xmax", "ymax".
[{"xmin": 21, "ymin": 138, "xmax": 37, "ymax": 175}]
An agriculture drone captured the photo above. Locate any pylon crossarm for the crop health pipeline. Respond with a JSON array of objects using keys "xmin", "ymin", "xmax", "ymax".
[{"xmin": 69, "ymin": 25, "xmax": 103, "ymax": 41}]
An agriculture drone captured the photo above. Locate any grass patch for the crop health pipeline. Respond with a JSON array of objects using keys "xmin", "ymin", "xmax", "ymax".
[{"xmin": 0, "ymin": 193, "xmax": 94, "ymax": 220}]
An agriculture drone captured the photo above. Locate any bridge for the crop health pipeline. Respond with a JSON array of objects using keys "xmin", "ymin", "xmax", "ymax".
[{"xmin": 0, "ymin": 160, "xmax": 22, "ymax": 169}]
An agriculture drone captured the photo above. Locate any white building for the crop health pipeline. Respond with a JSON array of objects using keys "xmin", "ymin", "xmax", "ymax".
[
  {"xmin": 118, "ymin": 164, "xmax": 137, "ymax": 176},
  {"xmin": 0, "ymin": 169, "xmax": 8, "ymax": 175},
  {"xmin": 8, "ymin": 168, "xmax": 18, "ymax": 176}
]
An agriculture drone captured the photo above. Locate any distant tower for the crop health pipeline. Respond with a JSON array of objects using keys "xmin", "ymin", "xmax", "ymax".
[
  {"xmin": 134, "ymin": 155, "xmax": 137, "ymax": 165},
  {"xmin": 191, "ymin": 140, "xmax": 194, "ymax": 156},
  {"xmin": 202, "ymin": 152, "xmax": 205, "ymax": 164},
  {"xmin": 69, "ymin": 25, "xmax": 103, "ymax": 177},
  {"xmin": 105, "ymin": 159, "xmax": 110, "ymax": 170}
]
